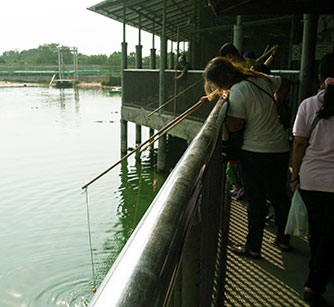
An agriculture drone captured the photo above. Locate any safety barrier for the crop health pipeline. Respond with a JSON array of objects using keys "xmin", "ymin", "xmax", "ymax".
[{"xmin": 89, "ymin": 97, "xmax": 230, "ymax": 307}]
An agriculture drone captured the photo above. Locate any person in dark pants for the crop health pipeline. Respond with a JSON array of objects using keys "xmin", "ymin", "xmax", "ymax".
[
  {"xmin": 202, "ymin": 57, "xmax": 291, "ymax": 258},
  {"xmin": 239, "ymin": 151, "xmax": 290, "ymax": 253},
  {"xmin": 290, "ymin": 53, "xmax": 334, "ymax": 303}
]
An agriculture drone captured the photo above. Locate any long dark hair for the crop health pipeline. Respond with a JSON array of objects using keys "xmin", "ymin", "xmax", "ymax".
[
  {"xmin": 317, "ymin": 53, "xmax": 334, "ymax": 119},
  {"xmin": 203, "ymin": 57, "xmax": 270, "ymax": 96}
]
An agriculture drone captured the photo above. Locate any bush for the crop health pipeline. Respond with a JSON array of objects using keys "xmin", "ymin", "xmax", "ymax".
[{"xmin": 101, "ymin": 74, "xmax": 121, "ymax": 86}]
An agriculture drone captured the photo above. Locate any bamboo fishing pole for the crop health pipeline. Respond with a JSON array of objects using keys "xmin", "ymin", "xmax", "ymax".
[
  {"xmin": 256, "ymin": 45, "xmax": 278, "ymax": 63},
  {"xmin": 148, "ymin": 78, "xmax": 203, "ymax": 117},
  {"xmin": 81, "ymin": 98, "xmax": 209, "ymax": 189},
  {"xmin": 140, "ymin": 98, "xmax": 206, "ymax": 153}
]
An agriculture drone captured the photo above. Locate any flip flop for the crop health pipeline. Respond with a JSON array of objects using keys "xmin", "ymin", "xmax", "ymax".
[{"xmin": 231, "ymin": 244, "xmax": 261, "ymax": 259}]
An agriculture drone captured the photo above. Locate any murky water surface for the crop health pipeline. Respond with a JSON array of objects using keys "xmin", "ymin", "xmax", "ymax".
[{"xmin": 0, "ymin": 87, "xmax": 168, "ymax": 306}]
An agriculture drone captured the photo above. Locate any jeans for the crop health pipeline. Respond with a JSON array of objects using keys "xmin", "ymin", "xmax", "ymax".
[
  {"xmin": 299, "ymin": 189, "xmax": 334, "ymax": 294},
  {"xmin": 239, "ymin": 150, "xmax": 291, "ymax": 253}
]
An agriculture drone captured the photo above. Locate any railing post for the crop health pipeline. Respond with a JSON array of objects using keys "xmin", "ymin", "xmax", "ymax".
[
  {"xmin": 182, "ymin": 223, "xmax": 201, "ymax": 306},
  {"xmin": 199, "ymin": 130, "xmax": 225, "ymax": 306}
]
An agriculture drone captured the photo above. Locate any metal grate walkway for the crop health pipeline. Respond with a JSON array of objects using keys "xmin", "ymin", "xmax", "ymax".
[{"xmin": 224, "ymin": 198, "xmax": 334, "ymax": 306}]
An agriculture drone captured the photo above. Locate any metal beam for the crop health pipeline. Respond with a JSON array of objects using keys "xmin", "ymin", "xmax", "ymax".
[{"xmin": 191, "ymin": 15, "xmax": 293, "ymax": 34}]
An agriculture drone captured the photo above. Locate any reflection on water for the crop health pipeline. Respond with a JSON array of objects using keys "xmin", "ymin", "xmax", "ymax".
[{"xmin": 0, "ymin": 86, "xmax": 186, "ymax": 306}]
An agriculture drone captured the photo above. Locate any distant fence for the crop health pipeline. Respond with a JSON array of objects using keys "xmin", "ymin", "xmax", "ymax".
[
  {"xmin": 0, "ymin": 65, "xmax": 122, "ymax": 83},
  {"xmin": 0, "ymin": 64, "xmax": 120, "ymax": 72}
]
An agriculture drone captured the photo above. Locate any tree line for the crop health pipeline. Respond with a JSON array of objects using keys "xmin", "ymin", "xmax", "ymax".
[{"xmin": 0, "ymin": 43, "xmax": 158, "ymax": 69}]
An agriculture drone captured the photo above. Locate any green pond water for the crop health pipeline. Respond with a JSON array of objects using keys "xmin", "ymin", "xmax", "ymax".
[{"xmin": 0, "ymin": 86, "xmax": 185, "ymax": 306}]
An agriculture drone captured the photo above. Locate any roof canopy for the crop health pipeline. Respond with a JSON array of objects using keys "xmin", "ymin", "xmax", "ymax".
[
  {"xmin": 208, "ymin": 0, "xmax": 332, "ymax": 16},
  {"xmin": 88, "ymin": 0, "xmax": 331, "ymax": 41},
  {"xmin": 89, "ymin": 0, "xmax": 196, "ymax": 41}
]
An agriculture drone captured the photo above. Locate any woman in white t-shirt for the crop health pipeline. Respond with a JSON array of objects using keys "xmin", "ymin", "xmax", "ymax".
[
  {"xmin": 290, "ymin": 53, "xmax": 334, "ymax": 303},
  {"xmin": 203, "ymin": 57, "xmax": 291, "ymax": 258}
]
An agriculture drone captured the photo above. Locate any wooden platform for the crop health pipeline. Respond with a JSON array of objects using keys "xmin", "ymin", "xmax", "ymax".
[{"xmin": 224, "ymin": 198, "xmax": 334, "ymax": 306}]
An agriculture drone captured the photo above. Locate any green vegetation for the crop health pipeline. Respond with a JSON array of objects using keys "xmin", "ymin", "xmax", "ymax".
[
  {"xmin": 0, "ymin": 44, "xmax": 186, "ymax": 85},
  {"xmin": 0, "ymin": 43, "xmax": 160, "ymax": 70},
  {"xmin": 101, "ymin": 74, "xmax": 121, "ymax": 86}
]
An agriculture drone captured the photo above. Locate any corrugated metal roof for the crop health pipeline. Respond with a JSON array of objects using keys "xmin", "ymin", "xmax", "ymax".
[
  {"xmin": 88, "ymin": 0, "xmax": 198, "ymax": 41},
  {"xmin": 88, "ymin": 0, "xmax": 332, "ymax": 41},
  {"xmin": 208, "ymin": 0, "xmax": 333, "ymax": 15}
]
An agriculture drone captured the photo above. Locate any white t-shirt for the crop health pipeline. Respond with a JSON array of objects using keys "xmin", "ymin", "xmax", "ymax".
[
  {"xmin": 227, "ymin": 76, "xmax": 290, "ymax": 153},
  {"xmin": 292, "ymin": 90, "xmax": 334, "ymax": 193}
]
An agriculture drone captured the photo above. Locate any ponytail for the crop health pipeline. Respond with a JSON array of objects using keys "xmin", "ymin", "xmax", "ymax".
[
  {"xmin": 317, "ymin": 54, "xmax": 334, "ymax": 119},
  {"xmin": 317, "ymin": 84, "xmax": 334, "ymax": 119}
]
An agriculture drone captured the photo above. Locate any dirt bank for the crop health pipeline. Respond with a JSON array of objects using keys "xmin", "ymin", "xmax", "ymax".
[{"xmin": 0, "ymin": 80, "xmax": 121, "ymax": 90}]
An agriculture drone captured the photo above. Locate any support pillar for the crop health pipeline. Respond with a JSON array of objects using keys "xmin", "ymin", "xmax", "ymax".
[
  {"xmin": 169, "ymin": 51, "xmax": 175, "ymax": 69},
  {"xmin": 149, "ymin": 28, "xmax": 156, "ymax": 159},
  {"xmin": 169, "ymin": 40, "xmax": 174, "ymax": 69},
  {"xmin": 136, "ymin": 125, "xmax": 142, "ymax": 145},
  {"xmin": 233, "ymin": 16, "xmax": 243, "ymax": 54},
  {"xmin": 120, "ymin": 37, "xmax": 128, "ymax": 154},
  {"xmin": 158, "ymin": 136, "xmax": 166, "ymax": 171},
  {"xmin": 298, "ymin": 14, "xmax": 318, "ymax": 103},
  {"xmin": 135, "ymin": 43, "xmax": 142, "ymax": 145},
  {"xmin": 151, "ymin": 48, "xmax": 156, "ymax": 69},
  {"xmin": 121, "ymin": 119, "xmax": 128, "ymax": 153},
  {"xmin": 158, "ymin": 0, "xmax": 167, "ymax": 172},
  {"xmin": 135, "ymin": 45, "xmax": 143, "ymax": 69},
  {"xmin": 121, "ymin": 42, "xmax": 128, "ymax": 70}
]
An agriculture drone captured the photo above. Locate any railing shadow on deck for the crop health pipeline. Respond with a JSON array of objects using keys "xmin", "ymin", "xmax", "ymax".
[{"xmin": 89, "ymin": 98, "xmax": 231, "ymax": 307}]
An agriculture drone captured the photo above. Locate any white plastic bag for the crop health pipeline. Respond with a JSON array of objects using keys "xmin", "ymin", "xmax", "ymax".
[{"xmin": 284, "ymin": 190, "xmax": 309, "ymax": 236}]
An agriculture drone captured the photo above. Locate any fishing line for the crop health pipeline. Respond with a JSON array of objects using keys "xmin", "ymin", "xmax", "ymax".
[
  {"xmin": 84, "ymin": 187, "xmax": 97, "ymax": 294},
  {"xmin": 82, "ymin": 97, "xmax": 208, "ymax": 190},
  {"xmin": 131, "ymin": 163, "xmax": 143, "ymax": 234}
]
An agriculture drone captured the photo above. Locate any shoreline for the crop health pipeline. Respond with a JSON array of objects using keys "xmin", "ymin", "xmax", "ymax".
[{"xmin": 0, "ymin": 80, "xmax": 121, "ymax": 90}]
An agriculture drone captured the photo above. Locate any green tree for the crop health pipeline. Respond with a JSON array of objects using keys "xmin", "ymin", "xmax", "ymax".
[
  {"xmin": 78, "ymin": 54, "xmax": 108, "ymax": 65},
  {"xmin": 1, "ymin": 50, "xmax": 23, "ymax": 64},
  {"xmin": 127, "ymin": 52, "xmax": 136, "ymax": 68},
  {"xmin": 107, "ymin": 51, "xmax": 122, "ymax": 70},
  {"xmin": 31, "ymin": 44, "xmax": 59, "ymax": 64}
]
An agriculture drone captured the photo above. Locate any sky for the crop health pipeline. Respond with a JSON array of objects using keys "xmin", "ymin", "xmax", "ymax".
[{"xmin": 0, "ymin": 0, "xmax": 155, "ymax": 56}]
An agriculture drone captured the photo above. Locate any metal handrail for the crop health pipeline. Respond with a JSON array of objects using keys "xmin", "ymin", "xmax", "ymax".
[{"xmin": 89, "ymin": 97, "xmax": 227, "ymax": 307}]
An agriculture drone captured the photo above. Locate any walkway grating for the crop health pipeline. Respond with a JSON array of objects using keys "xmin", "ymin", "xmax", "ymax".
[{"xmin": 224, "ymin": 198, "xmax": 334, "ymax": 306}]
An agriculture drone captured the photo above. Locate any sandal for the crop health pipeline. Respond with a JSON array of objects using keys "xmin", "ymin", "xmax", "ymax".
[
  {"xmin": 303, "ymin": 288, "xmax": 322, "ymax": 303},
  {"xmin": 231, "ymin": 244, "xmax": 261, "ymax": 259},
  {"xmin": 269, "ymin": 238, "xmax": 292, "ymax": 252}
]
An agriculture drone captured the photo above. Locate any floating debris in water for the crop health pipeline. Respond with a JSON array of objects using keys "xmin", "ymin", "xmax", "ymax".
[{"xmin": 153, "ymin": 178, "xmax": 158, "ymax": 192}]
